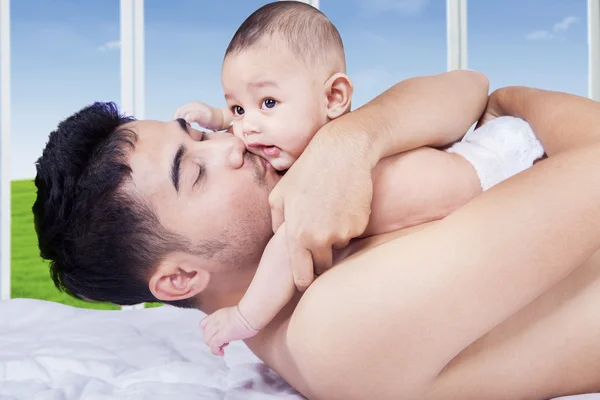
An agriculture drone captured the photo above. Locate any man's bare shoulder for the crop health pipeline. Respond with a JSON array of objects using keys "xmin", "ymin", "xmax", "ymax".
[{"xmin": 244, "ymin": 225, "xmax": 437, "ymax": 398}]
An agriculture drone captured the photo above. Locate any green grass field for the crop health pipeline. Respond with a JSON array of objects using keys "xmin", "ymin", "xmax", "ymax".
[{"xmin": 11, "ymin": 179, "xmax": 160, "ymax": 310}]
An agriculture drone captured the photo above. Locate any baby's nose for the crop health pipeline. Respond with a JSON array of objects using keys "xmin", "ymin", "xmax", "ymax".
[{"xmin": 241, "ymin": 117, "xmax": 260, "ymax": 136}]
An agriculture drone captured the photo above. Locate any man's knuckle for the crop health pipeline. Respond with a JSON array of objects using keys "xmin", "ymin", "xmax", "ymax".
[{"xmin": 294, "ymin": 227, "xmax": 312, "ymax": 245}]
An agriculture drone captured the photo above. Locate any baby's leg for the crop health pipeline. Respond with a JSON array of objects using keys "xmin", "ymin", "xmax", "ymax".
[
  {"xmin": 364, "ymin": 117, "xmax": 544, "ymax": 237},
  {"xmin": 200, "ymin": 224, "xmax": 294, "ymax": 355}
]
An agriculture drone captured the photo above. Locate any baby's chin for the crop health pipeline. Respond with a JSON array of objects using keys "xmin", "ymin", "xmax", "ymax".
[
  {"xmin": 245, "ymin": 146, "xmax": 297, "ymax": 171},
  {"xmin": 268, "ymin": 152, "xmax": 297, "ymax": 171}
]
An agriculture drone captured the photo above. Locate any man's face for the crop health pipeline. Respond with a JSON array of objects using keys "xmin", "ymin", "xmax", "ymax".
[{"xmin": 123, "ymin": 118, "xmax": 281, "ymax": 269}]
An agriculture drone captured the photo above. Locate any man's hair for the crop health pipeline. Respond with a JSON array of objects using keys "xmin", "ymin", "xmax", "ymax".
[
  {"xmin": 33, "ymin": 102, "xmax": 195, "ymax": 307},
  {"xmin": 225, "ymin": 1, "xmax": 345, "ymax": 70}
]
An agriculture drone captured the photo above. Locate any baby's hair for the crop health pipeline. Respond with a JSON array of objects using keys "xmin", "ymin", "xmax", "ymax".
[{"xmin": 225, "ymin": 1, "xmax": 345, "ymax": 71}]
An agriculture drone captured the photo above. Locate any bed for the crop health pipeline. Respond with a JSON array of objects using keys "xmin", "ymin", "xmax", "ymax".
[
  {"xmin": 0, "ymin": 298, "xmax": 598, "ymax": 400},
  {"xmin": 0, "ymin": 298, "xmax": 301, "ymax": 399}
]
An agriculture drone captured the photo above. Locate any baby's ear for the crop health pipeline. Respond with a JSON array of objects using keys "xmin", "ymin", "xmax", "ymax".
[
  {"xmin": 149, "ymin": 251, "xmax": 210, "ymax": 302},
  {"xmin": 324, "ymin": 73, "xmax": 353, "ymax": 120}
]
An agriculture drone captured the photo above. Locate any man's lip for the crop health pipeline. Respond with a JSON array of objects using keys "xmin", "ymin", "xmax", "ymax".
[
  {"xmin": 248, "ymin": 152, "xmax": 271, "ymax": 175},
  {"xmin": 258, "ymin": 155, "xmax": 272, "ymax": 172}
]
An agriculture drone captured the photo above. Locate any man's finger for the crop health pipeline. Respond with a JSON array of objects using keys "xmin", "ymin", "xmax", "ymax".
[
  {"xmin": 287, "ymin": 240, "xmax": 315, "ymax": 292},
  {"xmin": 310, "ymin": 244, "xmax": 333, "ymax": 276},
  {"xmin": 269, "ymin": 192, "xmax": 285, "ymax": 233},
  {"xmin": 331, "ymin": 237, "xmax": 351, "ymax": 251}
]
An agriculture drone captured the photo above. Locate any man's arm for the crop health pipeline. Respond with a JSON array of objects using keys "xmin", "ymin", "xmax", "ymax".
[
  {"xmin": 479, "ymin": 86, "xmax": 600, "ymax": 156},
  {"xmin": 333, "ymin": 69, "xmax": 490, "ymax": 167},
  {"xmin": 284, "ymin": 87, "xmax": 600, "ymax": 399},
  {"xmin": 269, "ymin": 70, "xmax": 490, "ymax": 291}
]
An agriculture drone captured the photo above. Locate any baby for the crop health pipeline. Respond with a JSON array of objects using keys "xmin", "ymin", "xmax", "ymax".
[{"xmin": 174, "ymin": 2, "xmax": 544, "ymax": 356}]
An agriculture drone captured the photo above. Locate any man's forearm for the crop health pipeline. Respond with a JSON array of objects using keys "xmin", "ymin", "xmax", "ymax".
[
  {"xmin": 486, "ymin": 86, "xmax": 600, "ymax": 156},
  {"xmin": 317, "ymin": 70, "xmax": 490, "ymax": 167}
]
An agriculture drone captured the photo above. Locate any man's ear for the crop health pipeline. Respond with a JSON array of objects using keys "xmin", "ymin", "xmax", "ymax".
[
  {"xmin": 324, "ymin": 72, "xmax": 354, "ymax": 120},
  {"xmin": 148, "ymin": 252, "xmax": 210, "ymax": 302}
]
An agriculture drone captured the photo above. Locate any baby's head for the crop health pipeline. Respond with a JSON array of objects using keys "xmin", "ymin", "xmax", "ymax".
[{"xmin": 222, "ymin": 1, "xmax": 352, "ymax": 170}]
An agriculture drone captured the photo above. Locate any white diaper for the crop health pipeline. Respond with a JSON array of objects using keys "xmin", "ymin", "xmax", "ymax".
[{"xmin": 446, "ymin": 116, "xmax": 545, "ymax": 191}]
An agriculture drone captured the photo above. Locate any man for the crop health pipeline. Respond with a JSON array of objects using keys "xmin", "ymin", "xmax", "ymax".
[{"xmin": 33, "ymin": 69, "xmax": 600, "ymax": 399}]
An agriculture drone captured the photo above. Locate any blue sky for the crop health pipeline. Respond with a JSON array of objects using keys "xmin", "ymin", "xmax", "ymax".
[{"xmin": 7, "ymin": 0, "xmax": 589, "ymax": 179}]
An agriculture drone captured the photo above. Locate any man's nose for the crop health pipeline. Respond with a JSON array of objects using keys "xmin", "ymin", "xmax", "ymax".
[{"xmin": 197, "ymin": 134, "xmax": 246, "ymax": 170}]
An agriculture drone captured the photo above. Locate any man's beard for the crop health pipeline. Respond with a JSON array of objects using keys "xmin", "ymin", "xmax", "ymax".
[
  {"xmin": 217, "ymin": 204, "xmax": 274, "ymax": 270},
  {"xmin": 245, "ymin": 151, "xmax": 266, "ymax": 186}
]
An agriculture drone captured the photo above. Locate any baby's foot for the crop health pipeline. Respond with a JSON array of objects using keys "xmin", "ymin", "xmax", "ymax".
[{"xmin": 199, "ymin": 306, "xmax": 259, "ymax": 356}]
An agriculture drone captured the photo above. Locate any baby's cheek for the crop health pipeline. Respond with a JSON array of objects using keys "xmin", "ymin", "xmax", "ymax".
[
  {"xmin": 271, "ymin": 153, "xmax": 296, "ymax": 171},
  {"xmin": 281, "ymin": 134, "xmax": 312, "ymax": 159}
]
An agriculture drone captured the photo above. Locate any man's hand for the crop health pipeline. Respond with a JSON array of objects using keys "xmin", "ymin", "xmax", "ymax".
[
  {"xmin": 270, "ymin": 71, "xmax": 490, "ymax": 292},
  {"xmin": 475, "ymin": 86, "xmax": 525, "ymax": 130},
  {"xmin": 475, "ymin": 94, "xmax": 503, "ymax": 129},
  {"xmin": 173, "ymin": 101, "xmax": 232, "ymax": 132},
  {"xmin": 269, "ymin": 132, "xmax": 375, "ymax": 292}
]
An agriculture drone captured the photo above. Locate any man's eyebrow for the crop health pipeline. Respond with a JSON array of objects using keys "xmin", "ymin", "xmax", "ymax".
[
  {"xmin": 170, "ymin": 119, "xmax": 191, "ymax": 193},
  {"xmin": 171, "ymin": 144, "xmax": 185, "ymax": 193},
  {"xmin": 176, "ymin": 118, "xmax": 190, "ymax": 135}
]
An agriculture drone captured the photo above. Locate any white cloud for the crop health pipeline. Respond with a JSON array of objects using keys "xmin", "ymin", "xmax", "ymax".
[
  {"xmin": 526, "ymin": 15, "xmax": 580, "ymax": 41},
  {"xmin": 96, "ymin": 40, "xmax": 121, "ymax": 52},
  {"xmin": 552, "ymin": 16, "xmax": 580, "ymax": 33},
  {"xmin": 367, "ymin": 0, "xmax": 428, "ymax": 14},
  {"xmin": 526, "ymin": 30, "xmax": 555, "ymax": 41}
]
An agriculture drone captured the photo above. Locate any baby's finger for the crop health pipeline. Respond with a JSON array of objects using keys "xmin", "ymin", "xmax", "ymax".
[
  {"xmin": 199, "ymin": 316, "xmax": 210, "ymax": 330},
  {"xmin": 203, "ymin": 322, "xmax": 219, "ymax": 345},
  {"xmin": 213, "ymin": 336, "xmax": 229, "ymax": 356},
  {"xmin": 210, "ymin": 337, "xmax": 227, "ymax": 356},
  {"xmin": 172, "ymin": 104, "xmax": 189, "ymax": 120},
  {"xmin": 210, "ymin": 343, "xmax": 222, "ymax": 356}
]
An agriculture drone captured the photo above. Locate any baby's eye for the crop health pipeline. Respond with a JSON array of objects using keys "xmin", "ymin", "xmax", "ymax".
[
  {"xmin": 232, "ymin": 105, "xmax": 245, "ymax": 116},
  {"xmin": 261, "ymin": 98, "xmax": 278, "ymax": 110}
]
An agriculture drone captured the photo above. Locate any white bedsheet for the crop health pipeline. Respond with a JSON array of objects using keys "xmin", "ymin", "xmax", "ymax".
[
  {"xmin": 0, "ymin": 298, "xmax": 302, "ymax": 399},
  {"xmin": 0, "ymin": 298, "xmax": 598, "ymax": 400}
]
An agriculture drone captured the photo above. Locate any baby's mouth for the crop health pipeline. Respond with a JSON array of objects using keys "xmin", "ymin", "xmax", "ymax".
[
  {"xmin": 261, "ymin": 146, "xmax": 280, "ymax": 157},
  {"xmin": 247, "ymin": 142, "xmax": 280, "ymax": 158}
]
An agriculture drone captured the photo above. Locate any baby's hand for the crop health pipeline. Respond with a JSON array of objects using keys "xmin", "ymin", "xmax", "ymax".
[
  {"xmin": 199, "ymin": 306, "xmax": 259, "ymax": 356},
  {"xmin": 173, "ymin": 101, "xmax": 230, "ymax": 132}
]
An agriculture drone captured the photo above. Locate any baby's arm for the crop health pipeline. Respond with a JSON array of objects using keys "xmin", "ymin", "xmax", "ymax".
[
  {"xmin": 363, "ymin": 117, "xmax": 545, "ymax": 237},
  {"xmin": 173, "ymin": 101, "xmax": 233, "ymax": 132},
  {"xmin": 200, "ymin": 223, "xmax": 294, "ymax": 356}
]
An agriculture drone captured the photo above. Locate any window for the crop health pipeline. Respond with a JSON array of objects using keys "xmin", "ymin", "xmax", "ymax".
[
  {"xmin": 469, "ymin": 0, "xmax": 587, "ymax": 96},
  {"xmin": 322, "ymin": 0, "xmax": 446, "ymax": 107}
]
